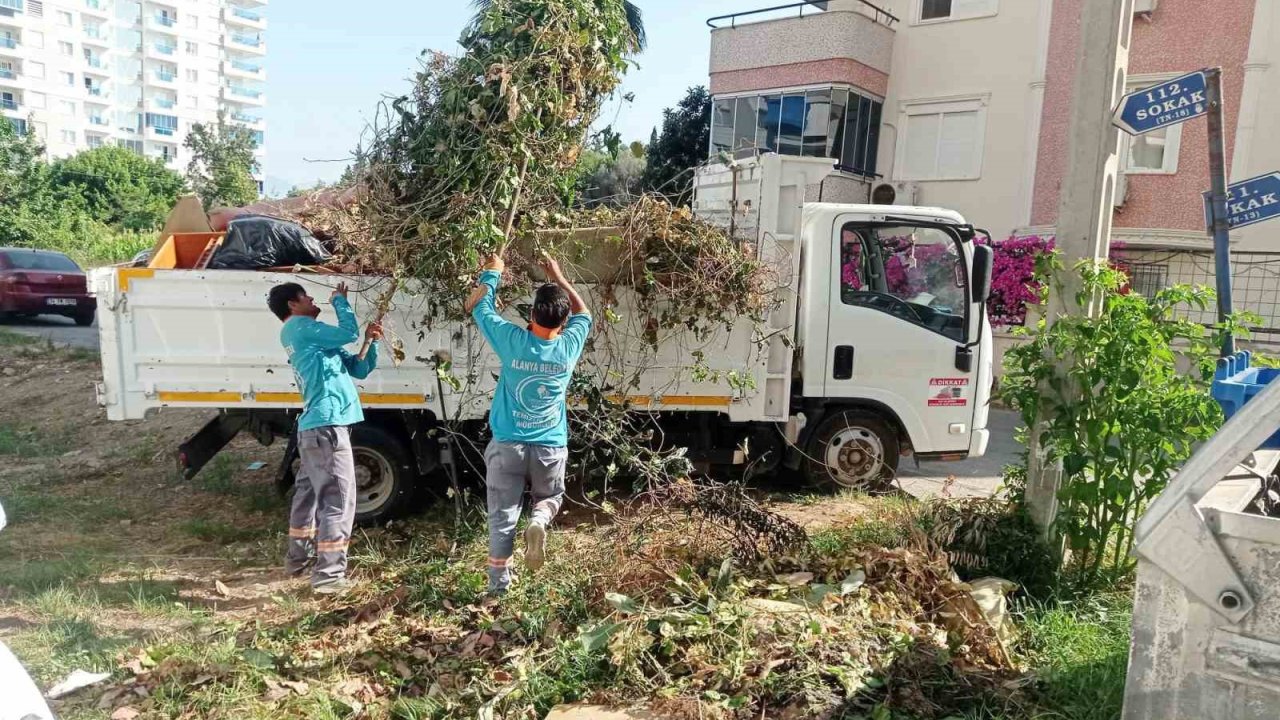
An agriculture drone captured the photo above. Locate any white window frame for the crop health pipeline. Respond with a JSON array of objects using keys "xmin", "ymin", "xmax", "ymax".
[
  {"xmin": 1121, "ymin": 73, "xmax": 1184, "ymax": 176},
  {"xmin": 913, "ymin": 0, "xmax": 999, "ymax": 25},
  {"xmin": 894, "ymin": 93, "xmax": 990, "ymax": 182}
]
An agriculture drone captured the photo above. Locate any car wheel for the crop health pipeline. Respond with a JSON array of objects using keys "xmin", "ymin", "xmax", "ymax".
[
  {"xmin": 74, "ymin": 311, "xmax": 95, "ymax": 327},
  {"xmin": 803, "ymin": 410, "xmax": 899, "ymax": 492}
]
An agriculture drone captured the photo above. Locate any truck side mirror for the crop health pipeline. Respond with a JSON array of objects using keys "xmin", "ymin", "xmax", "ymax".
[{"xmin": 972, "ymin": 245, "xmax": 994, "ymax": 303}]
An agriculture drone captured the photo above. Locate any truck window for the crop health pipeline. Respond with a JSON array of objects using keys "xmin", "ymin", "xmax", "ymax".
[{"xmin": 840, "ymin": 225, "xmax": 968, "ymax": 342}]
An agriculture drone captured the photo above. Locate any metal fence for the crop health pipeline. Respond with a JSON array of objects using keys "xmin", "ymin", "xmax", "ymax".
[{"xmin": 1114, "ymin": 250, "xmax": 1280, "ymax": 336}]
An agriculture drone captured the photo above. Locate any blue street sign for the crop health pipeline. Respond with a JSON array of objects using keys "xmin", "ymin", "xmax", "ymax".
[
  {"xmin": 1113, "ymin": 70, "xmax": 1208, "ymax": 135},
  {"xmin": 1203, "ymin": 172, "xmax": 1280, "ymax": 231}
]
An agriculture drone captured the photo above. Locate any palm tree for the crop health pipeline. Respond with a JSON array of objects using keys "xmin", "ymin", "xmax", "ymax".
[{"xmin": 467, "ymin": 0, "xmax": 647, "ymax": 51}]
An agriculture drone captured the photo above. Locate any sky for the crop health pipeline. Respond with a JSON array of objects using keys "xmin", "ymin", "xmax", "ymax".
[{"xmin": 262, "ymin": 0, "xmax": 754, "ymax": 196}]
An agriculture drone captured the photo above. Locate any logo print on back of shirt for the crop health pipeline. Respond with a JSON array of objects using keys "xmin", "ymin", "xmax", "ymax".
[{"xmin": 513, "ymin": 374, "xmax": 560, "ymax": 428}]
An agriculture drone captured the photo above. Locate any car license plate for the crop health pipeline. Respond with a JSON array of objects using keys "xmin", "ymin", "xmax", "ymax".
[{"xmin": 47, "ymin": 298, "xmax": 77, "ymax": 307}]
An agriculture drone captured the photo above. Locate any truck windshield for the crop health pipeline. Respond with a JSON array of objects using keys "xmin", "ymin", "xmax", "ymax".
[{"xmin": 840, "ymin": 225, "xmax": 967, "ymax": 341}]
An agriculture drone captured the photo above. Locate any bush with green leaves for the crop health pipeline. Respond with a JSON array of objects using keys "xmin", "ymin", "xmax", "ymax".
[{"xmin": 1001, "ymin": 257, "xmax": 1232, "ymax": 584}]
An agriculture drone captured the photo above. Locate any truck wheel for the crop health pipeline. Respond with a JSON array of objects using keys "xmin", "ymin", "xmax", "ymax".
[
  {"xmin": 73, "ymin": 311, "xmax": 95, "ymax": 327},
  {"xmin": 282, "ymin": 424, "xmax": 416, "ymax": 525},
  {"xmin": 803, "ymin": 410, "xmax": 899, "ymax": 492}
]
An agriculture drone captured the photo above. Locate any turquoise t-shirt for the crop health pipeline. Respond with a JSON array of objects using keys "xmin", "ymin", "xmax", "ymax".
[
  {"xmin": 280, "ymin": 295, "xmax": 378, "ymax": 432},
  {"xmin": 471, "ymin": 269, "xmax": 592, "ymax": 447}
]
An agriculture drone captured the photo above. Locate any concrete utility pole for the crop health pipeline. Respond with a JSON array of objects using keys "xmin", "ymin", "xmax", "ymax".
[{"xmin": 1025, "ymin": 0, "xmax": 1134, "ymax": 534}]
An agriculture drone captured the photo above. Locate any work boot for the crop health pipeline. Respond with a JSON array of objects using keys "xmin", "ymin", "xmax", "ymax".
[
  {"xmin": 524, "ymin": 521, "xmax": 547, "ymax": 571},
  {"xmin": 312, "ymin": 577, "xmax": 357, "ymax": 596}
]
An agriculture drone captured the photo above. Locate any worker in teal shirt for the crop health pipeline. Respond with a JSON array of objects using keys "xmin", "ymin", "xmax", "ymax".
[
  {"xmin": 268, "ymin": 281, "xmax": 380, "ymax": 595},
  {"xmin": 466, "ymin": 252, "xmax": 592, "ymax": 594}
]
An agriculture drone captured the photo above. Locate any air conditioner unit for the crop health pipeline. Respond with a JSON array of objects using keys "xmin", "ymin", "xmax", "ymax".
[
  {"xmin": 870, "ymin": 181, "xmax": 920, "ymax": 206},
  {"xmin": 1134, "ymin": 0, "xmax": 1158, "ymax": 14}
]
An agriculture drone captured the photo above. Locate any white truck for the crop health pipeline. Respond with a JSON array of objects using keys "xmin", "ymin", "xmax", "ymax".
[{"xmin": 91, "ymin": 154, "xmax": 994, "ymax": 522}]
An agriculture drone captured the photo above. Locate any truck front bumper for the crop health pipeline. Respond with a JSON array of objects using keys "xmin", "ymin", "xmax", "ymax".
[{"xmin": 969, "ymin": 428, "xmax": 990, "ymax": 458}]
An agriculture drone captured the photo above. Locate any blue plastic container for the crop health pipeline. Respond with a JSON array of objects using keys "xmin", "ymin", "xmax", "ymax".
[{"xmin": 1211, "ymin": 351, "xmax": 1280, "ymax": 449}]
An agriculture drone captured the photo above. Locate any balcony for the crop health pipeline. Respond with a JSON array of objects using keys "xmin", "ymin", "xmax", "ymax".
[
  {"xmin": 153, "ymin": 42, "xmax": 176, "ymax": 56},
  {"xmin": 147, "ymin": 14, "xmax": 178, "ymax": 34},
  {"xmin": 154, "ymin": 14, "xmax": 175, "ymax": 28},
  {"xmin": 0, "ymin": 0, "xmax": 22, "ymax": 12},
  {"xmin": 89, "ymin": 115, "xmax": 110, "ymax": 127},
  {"xmin": 0, "ymin": 37, "xmax": 17, "ymax": 54},
  {"xmin": 151, "ymin": 96, "xmax": 175, "ymax": 109},
  {"xmin": 8, "ymin": 118, "xmax": 26, "ymax": 135},
  {"xmin": 230, "ymin": 111, "xmax": 261, "ymax": 126},
  {"xmin": 225, "ymin": 5, "xmax": 266, "ymax": 29},
  {"xmin": 84, "ymin": 56, "xmax": 109, "ymax": 73},
  {"xmin": 1, "ymin": 97, "xmax": 19, "ymax": 111},
  {"xmin": 83, "ymin": 0, "xmax": 111, "ymax": 17},
  {"xmin": 226, "ymin": 32, "xmax": 265, "ymax": 55},
  {"xmin": 85, "ymin": 85, "xmax": 107, "ymax": 98},
  {"xmin": 223, "ymin": 58, "xmax": 265, "ymax": 81},
  {"xmin": 83, "ymin": 27, "xmax": 111, "ymax": 47},
  {"xmin": 152, "ymin": 70, "xmax": 177, "ymax": 84},
  {"xmin": 0, "ymin": 67, "xmax": 14, "ymax": 80},
  {"xmin": 707, "ymin": 0, "xmax": 896, "ymax": 98}
]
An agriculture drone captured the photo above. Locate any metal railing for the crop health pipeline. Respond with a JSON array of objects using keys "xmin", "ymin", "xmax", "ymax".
[
  {"xmin": 89, "ymin": 115, "xmax": 109, "ymax": 126},
  {"xmin": 155, "ymin": 14, "xmax": 175, "ymax": 27},
  {"xmin": 0, "ymin": 67, "xmax": 15, "ymax": 79},
  {"xmin": 231, "ymin": 6, "xmax": 261, "ymax": 22},
  {"xmin": 1, "ymin": 98, "xmax": 20, "ymax": 110},
  {"xmin": 154, "ymin": 43, "xmax": 176, "ymax": 55},
  {"xmin": 154, "ymin": 97, "xmax": 174, "ymax": 108},
  {"xmin": 231, "ymin": 59, "xmax": 260, "ymax": 74},
  {"xmin": 229, "ymin": 85, "xmax": 261, "ymax": 99},
  {"xmin": 707, "ymin": 0, "xmax": 898, "ymax": 28},
  {"xmin": 0, "ymin": 37, "xmax": 16, "ymax": 50},
  {"xmin": 230, "ymin": 33, "xmax": 262, "ymax": 47},
  {"xmin": 84, "ymin": 28, "xmax": 105, "ymax": 40},
  {"xmin": 231, "ymin": 111, "xmax": 259, "ymax": 124},
  {"xmin": 86, "ymin": 56, "xmax": 105, "ymax": 69},
  {"xmin": 155, "ymin": 71, "xmax": 175, "ymax": 82},
  {"xmin": 87, "ymin": 86, "xmax": 104, "ymax": 96}
]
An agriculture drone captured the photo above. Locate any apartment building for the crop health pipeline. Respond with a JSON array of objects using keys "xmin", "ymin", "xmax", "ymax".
[
  {"xmin": 0, "ymin": 0, "xmax": 266, "ymax": 190},
  {"xmin": 707, "ymin": 0, "xmax": 1280, "ymax": 337}
]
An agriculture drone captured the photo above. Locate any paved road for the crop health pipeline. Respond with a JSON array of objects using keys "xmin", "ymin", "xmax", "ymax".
[
  {"xmin": 1, "ymin": 315, "xmax": 100, "ymax": 350},
  {"xmin": 897, "ymin": 408, "xmax": 1021, "ymax": 499}
]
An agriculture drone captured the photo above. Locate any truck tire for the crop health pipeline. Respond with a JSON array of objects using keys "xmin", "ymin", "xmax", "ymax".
[
  {"xmin": 74, "ymin": 310, "xmax": 95, "ymax": 327},
  {"xmin": 803, "ymin": 410, "xmax": 899, "ymax": 492},
  {"xmin": 282, "ymin": 424, "xmax": 417, "ymax": 525}
]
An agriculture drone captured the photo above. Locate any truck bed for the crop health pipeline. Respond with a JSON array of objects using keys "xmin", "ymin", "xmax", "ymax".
[{"xmin": 90, "ymin": 266, "xmax": 789, "ymax": 424}]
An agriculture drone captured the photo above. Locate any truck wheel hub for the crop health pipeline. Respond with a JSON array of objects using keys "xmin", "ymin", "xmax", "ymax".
[
  {"xmin": 827, "ymin": 427, "xmax": 884, "ymax": 486},
  {"xmin": 353, "ymin": 449, "xmax": 395, "ymax": 514}
]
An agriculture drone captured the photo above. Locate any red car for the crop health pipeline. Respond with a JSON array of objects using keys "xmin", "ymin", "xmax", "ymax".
[{"xmin": 0, "ymin": 248, "xmax": 95, "ymax": 327}]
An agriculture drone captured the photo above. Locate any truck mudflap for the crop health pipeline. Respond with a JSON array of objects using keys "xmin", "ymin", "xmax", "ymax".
[{"xmin": 969, "ymin": 428, "xmax": 990, "ymax": 458}]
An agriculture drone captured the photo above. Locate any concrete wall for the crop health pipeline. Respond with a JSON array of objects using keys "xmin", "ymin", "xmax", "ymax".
[
  {"xmin": 877, "ymin": 0, "xmax": 1053, "ymax": 241},
  {"xmin": 709, "ymin": 9, "xmax": 893, "ymax": 96}
]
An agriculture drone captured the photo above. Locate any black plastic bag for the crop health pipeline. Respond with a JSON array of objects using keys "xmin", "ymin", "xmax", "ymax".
[{"xmin": 208, "ymin": 215, "xmax": 332, "ymax": 270}]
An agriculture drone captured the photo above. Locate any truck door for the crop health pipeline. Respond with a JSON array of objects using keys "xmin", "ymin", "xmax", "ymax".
[{"xmin": 821, "ymin": 219, "xmax": 980, "ymax": 455}]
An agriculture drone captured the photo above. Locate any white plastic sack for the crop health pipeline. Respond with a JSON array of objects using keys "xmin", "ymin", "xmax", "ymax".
[{"xmin": 0, "ymin": 642, "xmax": 53, "ymax": 720}]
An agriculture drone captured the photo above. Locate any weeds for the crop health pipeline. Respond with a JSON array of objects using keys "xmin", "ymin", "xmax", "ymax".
[
  {"xmin": 1017, "ymin": 593, "xmax": 1132, "ymax": 720},
  {"xmin": 0, "ymin": 422, "xmax": 72, "ymax": 457},
  {"xmin": 179, "ymin": 519, "xmax": 265, "ymax": 544}
]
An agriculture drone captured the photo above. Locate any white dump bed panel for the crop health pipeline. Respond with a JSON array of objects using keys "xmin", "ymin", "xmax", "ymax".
[{"xmin": 92, "ymin": 267, "xmax": 778, "ymax": 423}]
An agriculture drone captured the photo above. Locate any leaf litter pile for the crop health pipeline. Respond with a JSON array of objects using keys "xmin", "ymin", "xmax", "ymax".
[{"xmin": 75, "ymin": 508, "xmax": 1028, "ymax": 720}]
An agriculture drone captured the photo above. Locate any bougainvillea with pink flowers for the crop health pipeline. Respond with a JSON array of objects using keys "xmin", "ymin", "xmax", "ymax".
[{"xmin": 980, "ymin": 235, "xmax": 1056, "ymax": 326}]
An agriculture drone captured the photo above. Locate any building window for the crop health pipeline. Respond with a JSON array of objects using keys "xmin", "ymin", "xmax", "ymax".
[
  {"xmin": 1122, "ymin": 77, "xmax": 1183, "ymax": 175},
  {"xmin": 61, "ymin": 129, "xmax": 75, "ymax": 143},
  {"xmin": 59, "ymin": 40, "xmax": 74, "ymax": 56},
  {"xmin": 117, "ymin": 138, "xmax": 144, "ymax": 154},
  {"xmin": 185, "ymin": 41, "xmax": 197, "ymax": 55},
  {"xmin": 56, "ymin": 9, "xmax": 72, "ymax": 26},
  {"xmin": 916, "ymin": 0, "xmax": 998, "ymax": 23},
  {"xmin": 26, "ymin": 91, "xmax": 44, "ymax": 109},
  {"xmin": 59, "ymin": 99, "xmax": 75, "ymax": 114},
  {"xmin": 896, "ymin": 95, "xmax": 988, "ymax": 181},
  {"xmin": 26, "ymin": 60, "xmax": 43, "ymax": 79},
  {"xmin": 87, "ymin": 135, "xmax": 104, "ymax": 149},
  {"xmin": 185, "ymin": 69, "xmax": 197, "ymax": 82},
  {"xmin": 710, "ymin": 85, "xmax": 883, "ymax": 176}
]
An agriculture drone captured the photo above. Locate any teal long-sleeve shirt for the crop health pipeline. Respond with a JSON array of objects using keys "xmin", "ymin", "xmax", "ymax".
[
  {"xmin": 280, "ymin": 295, "xmax": 378, "ymax": 432},
  {"xmin": 471, "ymin": 269, "xmax": 591, "ymax": 447}
]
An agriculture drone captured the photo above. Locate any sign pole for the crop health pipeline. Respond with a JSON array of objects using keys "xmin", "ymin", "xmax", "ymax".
[{"xmin": 1204, "ymin": 66, "xmax": 1235, "ymax": 356}]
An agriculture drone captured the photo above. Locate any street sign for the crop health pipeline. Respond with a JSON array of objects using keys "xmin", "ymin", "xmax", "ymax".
[
  {"xmin": 1203, "ymin": 172, "xmax": 1280, "ymax": 231},
  {"xmin": 1113, "ymin": 70, "xmax": 1208, "ymax": 135}
]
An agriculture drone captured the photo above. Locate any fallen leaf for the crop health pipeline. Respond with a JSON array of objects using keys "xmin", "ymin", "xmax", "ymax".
[
  {"xmin": 393, "ymin": 660, "xmax": 413, "ymax": 679},
  {"xmin": 778, "ymin": 572, "xmax": 814, "ymax": 587},
  {"xmin": 410, "ymin": 647, "xmax": 432, "ymax": 661},
  {"xmin": 190, "ymin": 675, "xmax": 214, "ymax": 687},
  {"xmin": 280, "ymin": 679, "xmax": 310, "ymax": 695},
  {"xmin": 111, "ymin": 708, "xmax": 140, "ymax": 720},
  {"xmin": 215, "ymin": 580, "xmax": 232, "ymax": 597}
]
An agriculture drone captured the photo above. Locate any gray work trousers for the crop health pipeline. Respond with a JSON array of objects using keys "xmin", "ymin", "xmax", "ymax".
[
  {"xmin": 286, "ymin": 425, "xmax": 357, "ymax": 586},
  {"xmin": 485, "ymin": 440, "xmax": 568, "ymax": 591}
]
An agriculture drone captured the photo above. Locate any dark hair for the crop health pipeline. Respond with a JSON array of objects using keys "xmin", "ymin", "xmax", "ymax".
[
  {"xmin": 532, "ymin": 283, "xmax": 570, "ymax": 328},
  {"xmin": 268, "ymin": 282, "xmax": 305, "ymax": 321}
]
